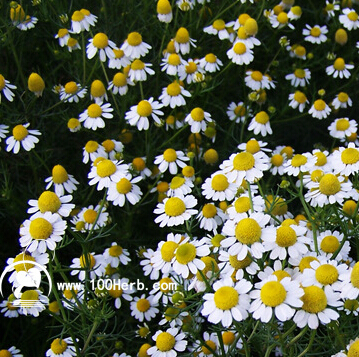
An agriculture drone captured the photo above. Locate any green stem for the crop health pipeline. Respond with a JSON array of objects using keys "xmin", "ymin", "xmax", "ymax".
[
  {"xmin": 297, "ymin": 329, "xmax": 316, "ymax": 357},
  {"xmin": 80, "ymin": 318, "xmax": 100, "ymax": 355}
]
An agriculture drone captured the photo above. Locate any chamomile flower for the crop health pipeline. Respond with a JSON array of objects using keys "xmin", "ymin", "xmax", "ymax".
[
  {"xmin": 66, "ymin": 38, "xmax": 81, "ymax": 52},
  {"xmin": 174, "ymin": 27, "xmax": 196, "ymax": 55},
  {"xmin": 90, "ymin": 79, "xmax": 108, "ymax": 104},
  {"xmin": 249, "ymin": 275, "xmax": 304, "ymax": 322},
  {"xmin": 107, "ymin": 72, "xmax": 129, "ymax": 95},
  {"xmin": 103, "ymin": 242, "xmax": 131, "ymax": 268},
  {"xmin": 46, "ymin": 337, "xmax": 76, "ymax": 357},
  {"xmin": 0, "ymin": 295, "xmax": 20, "ymax": 318},
  {"xmin": 178, "ymin": 58, "xmax": 204, "ymax": 84},
  {"xmin": 285, "ymin": 68, "xmax": 311, "ymax": 87},
  {"xmin": 226, "ymin": 101, "xmax": 248, "ymax": 123},
  {"xmin": 204, "ymin": 19, "xmax": 230, "ymax": 40},
  {"xmin": 248, "ymin": 111, "xmax": 273, "ymax": 136},
  {"xmin": 311, "ymin": 149, "xmax": 332, "ymax": 172},
  {"xmin": 157, "ymin": 0, "xmax": 173, "ymax": 23},
  {"xmin": 154, "ymin": 148, "xmax": 189, "ymax": 174},
  {"xmin": 199, "ymin": 53, "xmax": 223, "ymax": 73},
  {"xmin": 331, "ymin": 143, "xmax": 359, "ymax": 176},
  {"xmin": 340, "ymin": 262, "xmax": 359, "ymax": 300},
  {"xmin": 55, "ymin": 28, "xmax": 70, "ymax": 46},
  {"xmin": 19, "ymin": 211, "xmax": 67, "ymax": 253},
  {"xmin": 128, "ymin": 59, "xmax": 155, "ymax": 82},
  {"xmin": 59, "ymin": 81, "xmax": 87, "ymax": 103},
  {"xmin": 324, "ymin": 1, "xmax": 340, "ymax": 18},
  {"xmin": 16, "ymin": 289, "xmax": 48, "ymax": 317},
  {"xmin": 316, "ymin": 230, "xmax": 350, "ymax": 261},
  {"xmin": 326, "ymin": 58, "xmax": 354, "ymax": 79},
  {"xmin": 70, "ymin": 10, "xmax": 94, "ymax": 33},
  {"xmin": 161, "ymin": 53, "xmax": 185, "ymax": 75},
  {"xmin": 283, "ymin": 152, "xmax": 316, "ymax": 176},
  {"xmin": 108, "ymin": 49, "xmax": 131, "ymax": 69},
  {"xmin": 308, "ymin": 99, "xmax": 331, "ymax": 120},
  {"xmin": 245, "ymin": 70, "xmax": 271, "ymax": 91},
  {"xmin": 107, "ymin": 175, "xmax": 142, "ymax": 206},
  {"xmin": 6, "ymin": 123, "xmax": 41, "ymax": 154},
  {"xmin": 226, "ymin": 194, "xmax": 265, "ymax": 220},
  {"xmin": 0, "ymin": 74, "xmax": 16, "ymax": 102},
  {"xmin": 121, "ymin": 32, "xmax": 152, "ymax": 59},
  {"xmin": 329, "ymin": 118, "xmax": 357, "ymax": 139},
  {"xmin": 79, "ymin": 9, "xmax": 97, "ymax": 30},
  {"xmin": 201, "ymin": 171, "xmax": 237, "ymax": 201},
  {"xmin": 288, "ymin": 5, "xmax": 303, "ymax": 20},
  {"xmin": 45, "ymin": 164, "xmax": 79, "ymax": 196},
  {"xmin": 339, "ymin": 8, "xmax": 359, "ymax": 30},
  {"xmin": 154, "ymin": 195, "xmax": 198, "ymax": 227},
  {"xmin": 132, "ymin": 157, "xmax": 152, "ymax": 179},
  {"xmin": 17, "ymin": 15, "xmax": 38, "ymax": 31},
  {"xmin": 193, "ymin": 332, "xmax": 219, "ymax": 357},
  {"xmin": 227, "ymin": 42, "xmax": 254, "ymax": 65},
  {"xmin": 269, "ymin": 151, "xmax": 287, "ymax": 175},
  {"xmin": 125, "ymin": 98, "xmax": 164, "ymax": 130},
  {"xmin": 159, "ymin": 81, "xmax": 191, "ymax": 108},
  {"xmin": 70, "ymin": 252, "xmax": 106, "ymax": 281},
  {"xmin": 293, "ymin": 285, "xmax": 341, "ymax": 329},
  {"xmin": 75, "ymin": 204, "xmax": 109, "ymax": 231},
  {"xmin": 201, "ymin": 277, "xmax": 252, "ymax": 327},
  {"xmin": 303, "ymin": 24, "xmax": 328, "ymax": 44},
  {"xmin": 107, "ymin": 277, "xmax": 135, "ymax": 309},
  {"xmin": 185, "ymin": 107, "xmax": 212, "ymax": 133},
  {"xmin": 167, "ymin": 176, "xmax": 193, "ymax": 196},
  {"xmin": 269, "ymin": 11, "xmax": 294, "ymax": 29},
  {"xmin": 288, "ymin": 91, "xmax": 309, "ymax": 112},
  {"xmin": 130, "ymin": 294, "xmax": 159, "ymax": 322},
  {"xmin": 101, "ymin": 139, "xmax": 124, "ymax": 160},
  {"xmin": 0, "ymin": 124, "xmax": 9, "ymax": 141},
  {"xmin": 147, "ymin": 327, "xmax": 187, "ymax": 357},
  {"xmin": 332, "ymin": 92, "xmax": 352, "ymax": 109},
  {"xmin": 86, "ymin": 32, "xmax": 117, "ymax": 62},
  {"xmin": 79, "ymin": 102, "xmax": 113, "ymax": 130},
  {"xmin": 197, "ymin": 204, "xmax": 226, "ymax": 231}
]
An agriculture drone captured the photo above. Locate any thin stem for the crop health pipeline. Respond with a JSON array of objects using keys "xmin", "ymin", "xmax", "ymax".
[{"xmin": 297, "ymin": 329, "xmax": 316, "ymax": 357}]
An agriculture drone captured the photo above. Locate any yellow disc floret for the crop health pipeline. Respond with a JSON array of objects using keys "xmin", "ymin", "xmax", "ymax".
[
  {"xmin": 315, "ymin": 264, "xmax": 338, "ymax": 285},
  {"xmin": 233, "ymin": 152, "xmax": 255, "ymax": 171},
  {"xmin": 214, "ymin": 286, "xmax": 239, "ymax": 310},
  {"xmin": 92, "ymin": 33, "xmax": 109, "ymax": 49},
  {"xmin": 116, "ymin": 178, "xmax": 132, "ymax": 194},
  {"xmin": 164, "ymin": 197, "xmax": 186, "ymax": 216},
  {"xmin": 156, "ymin": 332, "xmax": 176, "ymax": 352},
  {"xmin": 38, "ymin": 191, "xmax": 61, "ymax": 213},
  {"xmin": 96, "ymin": 159, "xmax": 116, "ymax": 178},
  {"xmin": 29, "ymin": 218, "xmax": 53, "ymax": 240},
  {"xmin": 175, "ymin": 243, "xmax": 196, "ymax": 264},
  {"xmin": 301, "ymin": 286, "xmax": 327, "ymax": 313},
  {"xmin": 260, "ymin": 281, "xmax": 287, "ymax": 307},
  {"xmin": 235, "ymin": 218, "xmax": 261, "ymax": 244},
  {"xmin": 51, "ymin": 339, "xmax": 68, "ymax": 354},
  {"xmin": 276, "ymin": 226, "xmax": 297, "ymax": 247},
  {"xmin": 13, "ymin": 125, "xmax": 28, "ymax": 141},
  {"xmin": 319, "ymin": 174, "xmax": 341, "ymax": 196}
]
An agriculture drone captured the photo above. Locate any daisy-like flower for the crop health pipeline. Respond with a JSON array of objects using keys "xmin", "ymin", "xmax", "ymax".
[
  {"xmin": 331, "ymin": 143, "xmax": 359, "ymax": 176},
  {"xmin": 288, "ymin": 90, "xmax": 309, "ymax": 112},
  {"xmin": 283, "ymin": 152, "xmax": 316, "ymax": 176},
  {"xmin": 154, "ymin": 148, "xmax": 189, "ymax": 174},
  {"xmin": 288, "ymin": 5, "xmax": 303, "ymax": 20},
  {"xmin": 79, "ymin": 102, "xmax": 113, "ymax": 130},
  {"xmin": 121, "ymin": 32, "xmax": 152, "ymax": 59},
  {"xmin": 159, "ymin": 81, "xmax": 191, "ymax": 108},
  {"xmin": 132, "ymin": 157, "xmax": 152, "ymax": 179},
  {"xmin": 199, "ymin": 53, "xmax": 223, "ymax": 73},
  {"xmin": 19, "ymin": 211, "xmax": 67, "ymax": 253},
  {"xmin": 201, "ymin": 277, "xmax": 252, "ymax": 327},
  {"xmin": 90, "ymin": 79, "xmax": 108, "ymax": 104},
  {"xmin": 197, "ymin": 203, "xmax": 226, "ymax": 231},
  {"xmin": 0, "ymin": 124, "xmax": 9, "ymax": 142},
  {"xmin": 88, "ymin": 159, "xmax": 129, "ymax": 190},
  {"xmin": 107, "ymin": 174, "xmax": 142, "ymax": 206},
  {"xmin": 315, "ymin": 230, "xmax": 350, "ymax": 261},
  {"xmin": 27, "ymin": 191, "xmax": 74, "ymax": 217},
  {"xmin": 45, "ymin": 164, "xmax": 79, "ymax": 196},
  {"xmin": 59, "ymin": 81, "xmax": 87, "ymax": 103},
  {"xmin": 303, "ymin": 24, "xmax": 328, "ymax": 44},
  {"xmin": 154, "ymin": 195, "xmax": 197, "ymax": 227},
  {"xmin": 262, "ymin": 223, "xmax": 309, "ymax": 260},
  {"xmin": 249, "ymin": 275, "xmax": 304, "ymax": 322},
  {"xmin": 70, "ymin": 252, "xmax": 106, "ymax": 281},
  {"xmin": 0, "ymin": 74, "xmax": 16, "ymax": 102},
  {"xmin": 201, "ymin": 171, "xmax": 237, "ymax": 201},
  {"xmin": 328, "ymin": 118, "xmax": 357, "ymax": 139},
  {"xmin": 167, "ymin": 176, "xmax": 193, "ymax": 197},
  {"xmin": 311, "ymin": 149, "xmax": 332, "ymax": 172},
  {"xmin": 172, "ymin": 237, "xmax": 210, "ymax": 278},
  {"xmin": 308, "ymin": 99, "xmax": 331, "ymax": 119},
  {"xmin": 227, "ymin": 42, "xmax": 254, "ymax": 65},
  {"xmin": 340, "ymin": 262, "xmax": 359, "ymax": 300},
  {"xmin": 101, "ymin": 139, "xmax": 124, "ymax": 160},
  {"xmin": 193, "ymin": 332, "xmax": 219, "ymax": 357},
  {"xmin": 107, "ymin": 277, "xmax": 135, "ymax": 309},
  {"xmin": 221, "ymin": 212, "xmax": 271, "ymax": 260},
  {"xmin": 66, "ymin": 37, "xmax": 81, "ymax": 52},
  {"xmin": 16, "ymin": 289, "xmax": 49, "ymax": 317},
  {"xmin": 141, "ymin": 248, "xmax": 160, "ymax": 280},
  {"xmin": 226, "ymin": 194, "xmax": 265, "ymax": 220},
  {"xmin": 6, "ymin": 123, "xmax": 41, "ymax": 154},
  {"xmin": 103, "ymin": 242, "xmax": 131, "ymax": 267},
  {"xmin": 67, "ymin": 117, "xmax": 81, "ymax": 132},
  {"xmin": 244, "ymin": 70, "xmax": 271, "ymax": 91},
  {"xmin": 17, "ymin": 15, "xmax": 38, "ymax": 31},
  {"xmin": 147, "ymin": 327, "xmax": 187, "ymax": 357},
  {"xmin": 0, "ymin": 294, "xmax": 20, "ymax": 318},
  {"xmin": 185, "ymin": 107, "xmax": 212, "ymax": 133},
  {"xmin": 70, "ymin": 9, "xmax": 96, "ymax": 33},
  {"xmin": 108, "ymin": 72, "xmax": 130, "ymax": 96},
  {"xmin": 226, "ymin": 101, "xmax": 248, "ymax": 123},
  {"xmin": 285, "ymin": 68, "xmax": 311, "ymax": 87},
  {"xmin": 86, "ymin": 32, "xmax": 117, "ymax": 62},
  {"xmin": 248, "ymin": 111, "xmax": 273, "ymax": 136},
  {"xmin": 46, "ymin": 337, "xmax": 76, "ymax": 357},
  {"xmin": 157, "ymin": 0, "xmax": 173, "ymax": 23},
  {"xmin": 128, "ymin": 59, "xmax": 155, "ymax": 82},
  {"xmin": 130, "ymin": 294, "xmax": 159, "ymax": 322},
  {"xmin": 332, "ymin": 92, "xmax": 352, "ymax": 110},
  {"xmin": 324, "ymin": 1, "xmax": 340, "ymax": 18},
  {"xmin": 178, "ymin": 58, "xmax": 204, "ymax": 84},
  {"xmin": 269, "ymin": 151, "xmax": 287, "ymax": 175},
  {"xmin": 161, "ymin": 53, "xmax": 185, "ymax": 76},
  {"xmin": 55, "ymin": 28, "xmax": 70, "ymax": 47},
  {"xmin": 326, "ymin": 57, "xmax": 354, "ymax": 79},
  {"xmin": 293, "ymin": 285, "xmax": 341, "ymax": 329},
  {"xmin": 269, "ymin": 11, "xmax": 294, "ymax": 29},
  {"xmin": 73, "ymin": 204, "xmax": 109, "ymax": 231},
  {"xmin": 125, "ymin": 98, "xmax": 164, "ymax": 130},
  {"xmin": 339, "ymin": 8, "xmax": 359, "ymax": 30},
  {"xmin": 108, "ymin": 48, "xmax": 131, "ymax": 69},
  {"xmin": 173, "ymin": 27, "xmax": 196, "ymax": 55},
  {"xmin": 203, "ymin": 19, "xmax": 230, "ymax": 40}
]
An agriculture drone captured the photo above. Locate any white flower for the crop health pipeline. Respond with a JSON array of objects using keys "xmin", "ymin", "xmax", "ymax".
[
  {"xmin": 107, "ymin": 175, "xmax": 142, "ymax": 207},
  {"xmin": 303, "ymin": 24, "xmax": 328, "ymax": 44},
  {"xmin": 128, "ymin": 60, "xmax": 155, "ymax": 82},
  {"xmin": 308, "ymin": 99, "xmax": 331, "ymax": 120},
  {"xmin": 174, "ymin": 27, "xmax": 196, "ymax": 55},
  {"xmin": 0, "ymin": 74, "xmax": 16, "ymax": 102},
  {"xmin": 245, "ymin": 70, "xmax": 271, "ymax": 91},
  {"xmin": 315, "ymin": 230, "xmax": 350, "ymax": 261},
  {"xmin": 120, "ymin": 32, "xmax": 152, "ymax": 59},
  {"xmin": 87, "ymin": 32, "xmax": 117, "ymax": 62},
  {"xmin": 201, "ymin": 171, "xmax": 237, "ymax": 201},
  {"xmin": 197, "ymin": 203, "xmax": 226, "ymax": 232},
  {"xmin": 326, "ymin": 57, "xmax": 354, "ymax": 79},
  {"xmin": 108, "ymin": 49, "xmax": 131, "ymax": 69},
  {"xmin": 199, "ymin": 53, "xmax": 223, "ymax": 73},
  {"xmin": 332, "ymin": 92, "xmax": 352, "ymax": 110},
  {"xmin": 70, "ymin": 252, "xmax": 106, "ymax": 281},
  {"xmin": 159, "ymin": 81, "xmax": 191, "ymax": 109},
  {"xmin": 154, "ymin": 148, "xmax": 189, "ymax": 175},
  {"xmin": 6, "ymin": 123, "xmax": 41, "ymax": 154},
  {"xmin": 103, "ymin": 242, "xmax": 131, "ymax": 267},
  {"xmin": 331, "ymin": 143, "xmax": 359, "ymax": 176},
  {"xmin": 16, "ymin": 289, "xmax": 48, "ymax": 317},
  {"xmin": 130, "ymin": 294, "xmax": 159, "ymax": 322},
  {"xmin": 59, "ymin": 81, "xmax": 87, "ymax": 103},
  {"xmin": 46, "ymin": 337, "xmax": 76, "ymax": 357},
  {"xmin": 283, "ymin": 153, "xmax": 316, "ymax": 176},
  {"xmin": 288, "ymin": 91, "xmax": 309, "ymax": 112},
  {"xmin": 226, "ymin": 101, "xmax": 248, "ymax": 123},
  {"xmin": 79, "ymin": 102, "xmax": 113, "ymax": 130},
  {"xmin": 227, "ymin": 42, "xmax": 254, "ymax": 65},
  {"xmin": 185, "ymin": 107, "xmax": 212, "ymax": 133},
  {"xmin": 339, "ymin": 8, "xmax": 359, "ymax": 30},
  {"xmin": 285, "ymin": 68, "xmax": 311, "ymax": 87},
  {"xmin": 45, "ymin": 164, "xmax": 79, "ymax": 196},
  {"xmin": 248, "ymin": 111, "xmax": 273, "ymax": 136},
  {"xmin": 72, "ymin": 204, "xmax": 109, "ymax": 231},
  {"xmin": 161, "ymin": 53, "xmax": 185, "ymax": 75},
  {"xmin": 203, "ymin": 19, "xmax": 230, "ymax": 40}
]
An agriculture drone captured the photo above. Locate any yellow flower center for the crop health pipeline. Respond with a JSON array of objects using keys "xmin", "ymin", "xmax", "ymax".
[
  {"xmin": 64, "ymin": 81, "xmax": 78, "ymax": 94},
  {"xmin": 233, "ymin": 152, "xmax": 255, "ymax": 171},
  {"xmin": 310, "ymin": 27, "xmax": 321, "ymax": 37},
  {"xmin": 350, "ymin": 262, "xmax": 359, "ymax": 288},
  {"xmin": 272, "ymin": 270, "xmax": 291, "ymax": 281},
  {"xmin": 175, "ymin": 243, "xmax": 196, "ymax": 264},
  {"xmin": 87, "ymin": 103, "xmax": 102, "ymax": 118},
  {"xmin": 10, "ymin": 4, "xmax": 25, "ymax": 22},
  {"xmin": 29, "ymin": 217, "xmax": 53, "ymax": 240},
  {"xmin": 343, "ymin": 200, "xmax": 357, "ymax": 216},
  {"xmin": 57, "ymin": 29, "xmax": 68, "ymax": 38},
  {"xmin": 222, "ymin": 331, "xmax": 235, "ymax": 345},
  {"xmin": 51, "ymin": 339, "xmax": 68, "ymax": 354},
  {"xmin": 67, "ymin": 38, "xmax": 78, "ymax": 47},
  {"xmin": 157, "ymin": 181, "xmax": 169, "ymax": 193},
  {"xmin": 91, "ymin": 80, "xmax": 106, "ymax": 97},
  {"xmin": 109, "ymin": 245, "xmax": 123, "ymax": 257},
  {"xmin": 295, "ymin": 47, "xmax": 306, "ymax": 58},
  {"xmin": 163, "ymin": 148, "xmax": 177, "ymax": 162},
  {"xmin": 133, "ymin": 157, "xmax": 146, "ymax": 171},
  {"xmin": 137, "ymin": 100, "xmax": 153, "ymax": 117},
  {"xmin": 265, "ymin": 195, "xmax": 288, "ymax": 216},
  {"xmin": 168, "ymin": 53, "xmax": 181, "ymax": 66},
  {"xmin": 138, "ymin": 326, "xmax": 150, "ymax": 337},
  {"xmin": 348, "ymin": 340, "xmax": 359, "ymax": 357},
  {"xmin": 20, "ymin": 290, "xmax": 39, "ymax": 307},
  {"xmin": 196, "ymin": 257, "xmax": 219, "ymax": 281},
  {"xmin": 277, "ymin": 12, "xmax": 288, "ymax": 24},
  {"xmin": 113, "ymin": 49, "xmax": 125, "ymax": 59},
  {"xmin": 191, "ymin": 107, "xmax": 205, "ymax": 122},
  {"xmin": 294, "ymin": 69, "xmax": 305, "ymax": 79},
  {"xmin": 38, "ymin": 191, "xmax": 61, "ymax": 213},
  {"xmin": 79, "ymin": 253, "xmax": 96, "ymax": 268},
  {"xmin": 158, "ymin": 277, "xmax": 174, "ymax": 293},
  {"xmin": 137, "ymin": 298, "xmax": 150, "ymax": 312},
  {"xmin": 334, "ymin": 58, "xmax": 346, "ymax": 71},
  {"xmin": 131, "ymin": 59, "xmax": 145, "ymax": 70},
  {"xmin": 170, "ymin": 176, "xmax": 185, "ymax": 189},
  {"xmin": 13, "ymin": 125, "xmax": 28, "ymax": 141},
  {"xmin": 255, "ymin": 111, "xmax": 269, "ymax": 124},
  {"xmin": 96, "ymin": 159, "xmax": 117, "ymax": 178},
  {"xmin": 83, "ymin": 209, "xmax": 97, "ymax": 224},
  {"xmin": 344, "ymin": 299, "xmax": 359, "ymax": 312},
  {"xmin": 261, "ymin": 281, "xmax": 287, "ymax": 307},
  {"xmin": 202, "ymin": 203, "xmax": 217, "ymax": 218},
  {"xmin": 139, "ymin": 344, "xmax": 151, "ymax": 357},
  {"xmin": 92, "ymin": 33, "xmax": 109, "ymax": 49},
  {"xmin": 341, "ymin": 148, "xmax": 359, "ymax": 164},
  {"xmin": 251, "ymin": 71, "xmax": 263, "ymax": 81},
  {"xmin": 113, "ymin": 72, "xmax": 127, "ymax": 87},
  {"xmin": 28, "ymin": 73, "xmax": 45, "ymax": 93},
  {"xmin": 348, "ymin": 11, "xmax": 359, "ymax": 22},
  {"xmin": 298, "ymin": 256, "xmax": 319, "ymax": 272},
  {"xmin": 244, "ymin": 18, "xmax": 258, "ymax": 36},
  {"xmin": 202, "ymin": 340, "xmax": 217, "ymax": 355},
  {"xmin": 101, "ymin": 139, "xmax": 115, "ymax": 153},
  {"xmin": 175, "ymin": 27, "xmax": 190, "ymax": 43},
  {"xmin": 211, "ymin": 174, "xmax": 229, "ymax": 191},
  {"xmin": 211, "ymin": 234, "xmax": 225, "ymax": 247},
  {"xmin": 233, "ymin": 42, "xmax": 247, "ymax": 55},
  {"xmin": 246, "ymin": 139, "xmax": 260, "ymax": 154},
  {"xmin": 116, "ymin": 178, "xmax": 132, "ymax": 194},
  {"xmin": 291, "ymin": 154, "xmax": 307, "ymax": 167},
  {"xmin": 0, "ymin": 75, "xmax": 5, "ymax": 91},
  {"xmin": 127, "ymin": 32, "xmax": 142, "ymax": 46},
  {"xmin": 313, "ymin": 99, "xmax": 326, "ymax": 111},
  {"xmin": 314, "ymin": 152, "xmax": 327, "ymax": 167},
  {"xmin": 166, "ymin": 82, "xmax": 181, "ymax": 96},
  {"xmin": 310, "ymin": 170, "xmax": 323, "ymax": 183},
  {"xmin": 71, "ymin": 10, "xmax": 85, "ymax": 22},
  {"xmin": 205, "ymin": 53, "xmax": 217, "ymax": 63},
  {"xmin": 68, "ymin": 118, "xmax": 80, "ymax": 129},
  {"xmin": 276, "ymin": 226, "xmax": 297, "ymax": 247},
  {"xmin": 234, "ymin": 196, "xmax": 251, "ymax": 213},
  {"xmin": 229, "ymin": 254, "xmax": 252, "ymax": 269},
  {"xmin": 214, "ymin": 286, "xmax": 239, "ymax": 310},
  {"xmin": 271, "ymin": 154, "xmax": 284, "ymax": 167},
  {"xmin": 156, "ymin": 332, "xmax": 176, "ymax": 352},
  {"xmin": 320, "ymin": 235, "xmax": 339, "ymax": 254},
  {"xmin": 186, "ymin": 61, "xmax": 197, "ymax": 73},
  {"xmin": 13, "ymin": 253, "xmax": 35, "ymax": 272},
  {"xmin": 319, "ymin": 174, "xmax": 341, "ymax": 196},
  {"xmin": 301, "ymin": 286, "xmax": 327, "ymax": 313},
  {"xmin": 161, "ymin": 241, "xmax": 178, "ymax": 262},
  {"xmin": 338, "ymin": 92, "xmax": 349, "ymax": 103},
  {"xmin": 75, "ymin": 221, "xmax": 85, "ymax": 231},
  {"xmin": 293, "ymin": 91, "xmax": 307, "ymax": 104},
  {"xmin": 234, "ymin": 104, "xmax": 246, "ymax": 116},
  {"xmin": 164, "ymin": 197, "xmax": 186, "ymax": 217},
  {"xmin": 235, "ymin": 218, "xmax": 261, "ymax": 244},
  {"xmin": 213, "ymin": 19, "xmax": 225, "ymax": 31},
  {"xmin": 80, "ymin": 9, "xmax": 90, "ymax": 16},
  {"xmin": 108, "ymin": 285, "xmax": 123, "ymax": 298},
  {"xmin": 315, "ymin": 264, "xmax": 339, "ymax": 285},
  {"xmin": 157, "ymin": 0, "xmax": 172, "ymax": 14}
]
